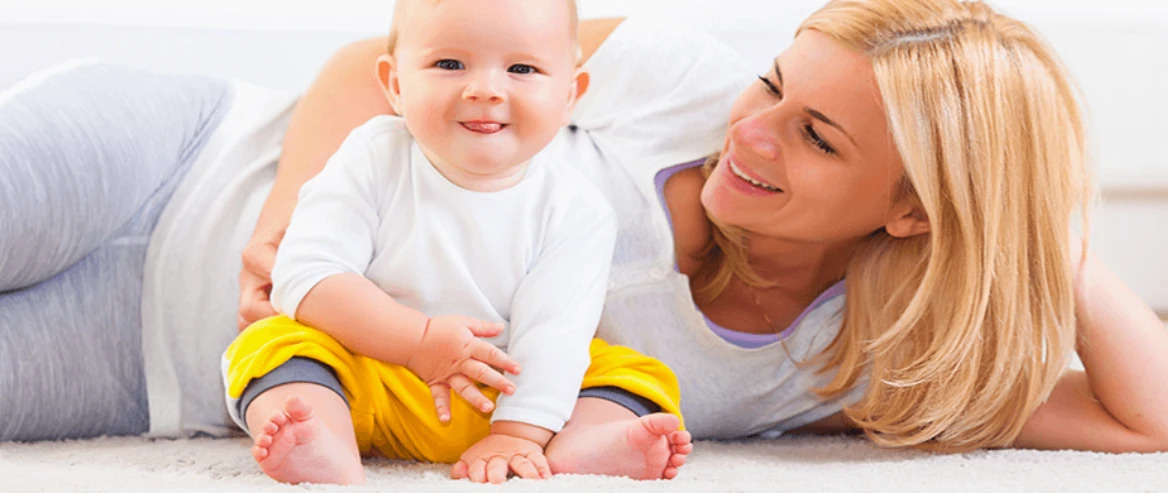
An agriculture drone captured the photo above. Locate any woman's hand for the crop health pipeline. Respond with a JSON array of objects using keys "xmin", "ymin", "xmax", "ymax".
[{"xmin": 237, "ymin": 225, "xmax": 285, "ymax": 331}]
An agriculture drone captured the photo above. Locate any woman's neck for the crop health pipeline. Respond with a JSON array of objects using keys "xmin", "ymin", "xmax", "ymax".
[{"xmin": 745, "ymin": 236, "xmax": 857, "ymax": 297}]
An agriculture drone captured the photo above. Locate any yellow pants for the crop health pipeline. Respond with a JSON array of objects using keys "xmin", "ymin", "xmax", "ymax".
[{"xmin": 224, "ymin": 315, "xmax": 682, "ymax": 464}]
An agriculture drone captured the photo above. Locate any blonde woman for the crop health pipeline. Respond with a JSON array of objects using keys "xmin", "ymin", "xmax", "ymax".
[
  {"xmin": 1, "ymin": 0, "xmax": 1163, "ymax": 483},
  {"xmin": 236, "ymin": 0, "xmax": 1166, "ymax": 465}
]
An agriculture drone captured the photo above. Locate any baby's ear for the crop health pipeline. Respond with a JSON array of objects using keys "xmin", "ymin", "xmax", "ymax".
[
  {"xmin": 377, "ymin": 54, "xmax": 404, "ymax": 116},
  {"xmin": 562, "ymin": 68, "xmax": 590, "ymax": 125}
]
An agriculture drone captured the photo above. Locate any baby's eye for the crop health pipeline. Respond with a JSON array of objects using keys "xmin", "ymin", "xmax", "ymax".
[
  {"xmin": 435, "ymin": 59, "xmax": 464, "ymax": 70},
  {"xmin": 508, "ymin": 64, "xmax": 537, "ymax": 75}
]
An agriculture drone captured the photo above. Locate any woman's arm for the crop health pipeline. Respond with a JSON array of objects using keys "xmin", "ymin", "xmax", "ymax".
[
  {"xmin": 1013, "ymin": 245, "xmax": 1168, "ymax": 452},
  {"xmin": 796, "ymin": 246, "xmax": 1168, "ymax": 451},
  {"xmin": 236, "ymin": 18, "xmax": 626, "ymax": 328},
  {"xmin": 237, "ymin": 37, "xmax": 392, "ymax": 328}
]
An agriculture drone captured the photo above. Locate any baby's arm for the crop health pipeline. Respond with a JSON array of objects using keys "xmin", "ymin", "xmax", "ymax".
[
  {"xmin": 294, "ymin": 274, "xmax": 519, "ymax": 418},
  {"xmin": 271, "ymin": 128, "xmax": 518, "ymax": 418}
]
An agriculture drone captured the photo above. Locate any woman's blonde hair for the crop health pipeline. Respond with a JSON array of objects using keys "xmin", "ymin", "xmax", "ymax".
[{"xmin": 697, "ymin": 0, "xmax": 1093, "ymax": 451}]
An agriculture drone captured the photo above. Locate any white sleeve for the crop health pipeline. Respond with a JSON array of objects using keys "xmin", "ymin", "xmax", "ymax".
[
  {"xmin": 572, "ymin": 15, "xmax": 755, "ymax": 166},
  {"xmin": 269, "ymin": 127, "xmax": 382, "ymax": 319},
  {"xmin": 489, "ymin": 195, "xmax": 618, "ymax": 432}
]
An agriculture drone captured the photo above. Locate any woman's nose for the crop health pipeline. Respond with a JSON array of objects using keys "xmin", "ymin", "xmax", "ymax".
[
  {"xmin": 731, "ymin": 112, "xmax": 780, "ymax": 161},
  {"xmin": 462, "ymin": 71, "xmax": 504, "ymax": 104}
]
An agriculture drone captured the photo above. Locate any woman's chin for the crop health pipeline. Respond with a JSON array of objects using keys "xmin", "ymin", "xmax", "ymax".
[{"xmin": 699, "ymin": 177, "xmax": 738, "ymax": 225}]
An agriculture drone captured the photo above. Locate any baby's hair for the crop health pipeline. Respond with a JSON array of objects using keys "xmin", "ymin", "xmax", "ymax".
[{"xmin": 385, "ymin": 0, "xmax": 581, "ymax": 62}]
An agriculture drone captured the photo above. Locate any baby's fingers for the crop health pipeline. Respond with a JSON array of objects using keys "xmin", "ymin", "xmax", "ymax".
[
  {"xmin": 449, "ymin": 374, "xmax": 494, "ymax": 413},
  {"xmin": 471, "ymin": 340, "xmax": 521, "ymax": 375},
  {"xmin": 508, "ymin": 455, "xmax": 542, "ymax": 480},
  {"xmin": 486, "ymin": 455, "xmax": 509, "ymax": 484},
  {"xmin": 451, "ymin": 460, "xmax": 470, "ymax": 480},
  {"xmin": 429, "ymin": 382, "xmax": 452, "ymax": 422},
  {"xmin": 464, "ymin": 318, "xmax": 506, "ymax": 338},
  {"xmin": 461, "ymin": 360, "xmax": 516, "ymax": 395},
  {"xmin": 529, "ymin": 452, "xmax": 552, "ymax": 479}
]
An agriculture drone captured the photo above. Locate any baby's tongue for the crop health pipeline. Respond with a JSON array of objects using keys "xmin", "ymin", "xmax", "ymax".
[{"xmin": 462, "ymin": 122, "xmax": 503, "ymax": 134}]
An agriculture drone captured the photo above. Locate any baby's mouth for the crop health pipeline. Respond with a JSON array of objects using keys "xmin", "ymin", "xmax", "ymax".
[
  {"xmin": 729, "ymin": 159, "xmax": 782, "ymax": 192},
  {"xmin": 460, "ymin": 121, "xmax": 507, "ymax": 134}
]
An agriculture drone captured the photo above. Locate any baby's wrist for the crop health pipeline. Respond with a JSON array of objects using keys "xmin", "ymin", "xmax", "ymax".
[
  {"xmin": 490, "ymin": 421, "xmax": 554, "ymax": 448},
  {"xmin": 402, "ymin": 317, "xmax": 432, "ymax": 369}
]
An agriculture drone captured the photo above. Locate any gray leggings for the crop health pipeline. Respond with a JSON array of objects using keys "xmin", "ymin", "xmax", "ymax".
[{"xmin": 0, "ymin": 64, "xmax": 230, "ymax": 441}]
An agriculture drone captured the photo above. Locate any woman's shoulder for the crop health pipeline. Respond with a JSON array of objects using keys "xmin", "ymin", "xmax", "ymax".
[{"xmin": 663, "ymin": 166, "xmax": 710, "ymax": 276}]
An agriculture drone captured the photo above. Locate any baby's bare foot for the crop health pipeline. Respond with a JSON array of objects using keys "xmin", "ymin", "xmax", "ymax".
[
  {"xmin": 546, "ymin": 413, "xmax": 693, "ymax": 480},
  {"xmin": 251, "ymin": 396, "xmax": 365, "ymax": 485}
]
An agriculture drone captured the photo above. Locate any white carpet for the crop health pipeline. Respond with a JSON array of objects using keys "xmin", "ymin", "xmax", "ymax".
[{"xmin": 2, "ymin": 434, "xmax": 1165, "ymax": 492}]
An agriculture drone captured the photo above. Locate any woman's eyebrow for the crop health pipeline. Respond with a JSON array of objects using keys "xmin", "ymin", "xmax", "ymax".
[{"xmin": 805, "ymin": 107, "xmax": 856, "ymax": 145}]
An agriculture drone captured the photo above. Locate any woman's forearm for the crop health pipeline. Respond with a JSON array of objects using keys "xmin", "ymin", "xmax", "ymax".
[
  {"xmin": 253, "ymin": 37, "xmax": 393, "ymax": 236},
  {"xmin": 1073, "ymin": 246, "xmax": 1168, "ymax": 441},
  {"xmin": 295, "ymin": 273, "xmax": 428, "ymax": 366}
]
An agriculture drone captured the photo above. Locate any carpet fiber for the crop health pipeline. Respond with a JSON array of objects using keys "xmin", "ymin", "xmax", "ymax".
[{"xmin": 2, "ymin": 434, "xmax": 1165, "ymax": 492}]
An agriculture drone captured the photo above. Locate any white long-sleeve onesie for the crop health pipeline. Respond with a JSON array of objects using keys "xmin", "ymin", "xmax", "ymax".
[{"xmin": 270, "ymin": 116, "xmax": 616, "ymax": 432}]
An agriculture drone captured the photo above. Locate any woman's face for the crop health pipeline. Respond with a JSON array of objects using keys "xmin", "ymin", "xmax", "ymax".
[{"xmin": 701, "ymin": 29, "xmax": 909, "ymax": 245}]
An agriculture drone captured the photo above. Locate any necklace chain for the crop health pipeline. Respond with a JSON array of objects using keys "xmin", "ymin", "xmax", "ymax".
[{"xmin": 747, "ymin": 285, "xmax": 779, "ymax": 332}]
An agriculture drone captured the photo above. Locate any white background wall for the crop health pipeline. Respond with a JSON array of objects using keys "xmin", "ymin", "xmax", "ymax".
[
  {"xmin": 2, "ymin": 0, "xmax": 1166, "ymax": 315},
  {"xmin": 4, "ymin": 0, "xmax": 1168, "ymax": 30}
]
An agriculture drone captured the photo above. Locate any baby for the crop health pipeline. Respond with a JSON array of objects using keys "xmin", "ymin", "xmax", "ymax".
[{"xmin": 222, "ymin": 0, "xmax": 689, "ymax": 485}]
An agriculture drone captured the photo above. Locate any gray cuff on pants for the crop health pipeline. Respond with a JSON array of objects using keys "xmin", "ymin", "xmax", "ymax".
[
  {"xmin": 237, "ymin": 357, "xmax": 348, "ymax": 421},
  {"xmin": 578, "ymin": 386, "xmax": 661, "ymax": 417}
]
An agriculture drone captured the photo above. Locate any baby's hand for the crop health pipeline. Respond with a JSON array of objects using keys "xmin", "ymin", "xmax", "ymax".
[
  {"xmin": 405, "ymin": 315, "xmax": 520, "ymax": 421},
  {"xmin": 450, "ymin": 433, "xmax": 551, "ymax": 483}
]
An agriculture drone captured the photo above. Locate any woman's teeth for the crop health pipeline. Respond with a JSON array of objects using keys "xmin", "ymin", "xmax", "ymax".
[{"xmin": 729, "ymin": 161, "xmax": 781, "ymax": 192}]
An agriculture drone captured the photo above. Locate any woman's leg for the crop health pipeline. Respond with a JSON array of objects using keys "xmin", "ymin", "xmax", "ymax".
[
  {"xmin": 0, "ymin": 63, "xmax": 229, "ymax": 292},
  {"xmin": 0, "ymin": 253, "xmax": 149, "ymax": 441},
  {"xmin": 0, "ymin": 63, "xmax": 230, "ymax": 441}
]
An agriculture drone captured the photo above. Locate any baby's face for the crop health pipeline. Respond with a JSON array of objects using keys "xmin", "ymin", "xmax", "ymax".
[{"xmin": 387, "ymin": 0, "xmax": 581, "ymax": 190}]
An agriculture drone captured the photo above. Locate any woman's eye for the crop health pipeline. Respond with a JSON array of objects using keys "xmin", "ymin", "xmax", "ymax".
[
  {"xmin": 435, "ymin": 59, "xmax": 464, "ymax": 70},
  {"xmin": 757, "ymin": 75, "xmax": 782, "ymax": 98},
  {"xmin": 508, "ymin": 64, "xmax": 537, "ymax": 75},
  {"xmin": 803, "ymin": 124, "xmax": 837, "ymax": 155}
]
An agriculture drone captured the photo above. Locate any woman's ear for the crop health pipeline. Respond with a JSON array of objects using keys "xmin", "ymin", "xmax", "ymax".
[
  {"xmin": 377, "ymin": 53, "xmax": 403, "ymax": 116},
  {"xmin": 884, "ymin": 199, "xmax": 930, "ymax": 238}
]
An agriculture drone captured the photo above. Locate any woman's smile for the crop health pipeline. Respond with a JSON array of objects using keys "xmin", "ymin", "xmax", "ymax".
[{"xmin": 724, "ymin": 153, "xmax": 783, "ymax": 195}]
